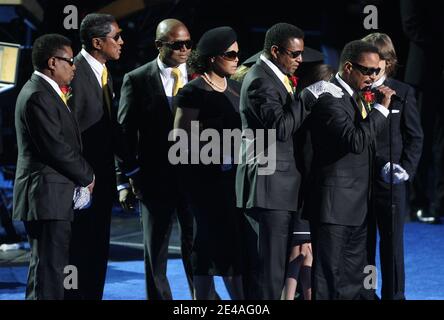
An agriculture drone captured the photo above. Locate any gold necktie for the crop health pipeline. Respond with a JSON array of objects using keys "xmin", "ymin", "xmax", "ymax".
[
  {"xmin": 60, "ymin": 93, "xmax": 68, "ymax": 105},
  {"xmin": 355, "ymin": 94, "xmax": 368, "ymax": 119},
  {"xmin": 283, "ymin": 76, "xmax": 293, "ymax": 94},
  {"xmin": 171, "ymin": 67, "xmax": 183, "ymax": 96},
  {"xmin": 102, "ymin": 66, "xmax": 112, "ymax": 116}
]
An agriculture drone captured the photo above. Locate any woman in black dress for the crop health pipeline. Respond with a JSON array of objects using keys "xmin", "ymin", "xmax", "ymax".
[{"xmin": 173, "ymin": 26, "xmax": 244, "ymax": 300}]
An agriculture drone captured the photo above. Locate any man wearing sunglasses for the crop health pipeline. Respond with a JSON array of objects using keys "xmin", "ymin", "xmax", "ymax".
[
  {"xmin": 13, "ymin": 34, "xmax": 94, "ymax": 299},
  {"xmin": 117, "ymin": 18, "xmax": 194, "ymax": 300},
  {"xmin": 66, "ymin": 13, "xmax": 138, "ymax": 300},
  {"xmin": 305, "ymin": 40, "xmax": 397, "ymax": 300}
]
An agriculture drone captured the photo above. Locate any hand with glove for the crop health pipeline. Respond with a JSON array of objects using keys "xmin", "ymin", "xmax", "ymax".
[
  {"xmin": 381, "ymin": 162, "xmax": 410, "ymax": 184},
  {"xmin": 305, "ymin": 80, "xmax": 344, "ymax": 99}
]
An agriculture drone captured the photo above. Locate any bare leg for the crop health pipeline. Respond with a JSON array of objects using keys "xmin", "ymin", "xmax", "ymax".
[
  {"xmin": 283, "ymin": 245, "xmax": 304, "ymax": 300},
  {"xmin": 300, "ymin": 243, "xmax": 313, "ymax": 300},
  {"xmin": 194, "ymin": 275, "xmax": 216, "ymax": 300},
  {"xmin": 222, "ymin": 275, "xmax": 244, "ymax": 300}
]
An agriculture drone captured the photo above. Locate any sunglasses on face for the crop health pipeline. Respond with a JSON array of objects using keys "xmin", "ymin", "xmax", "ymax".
[
  {"xmin": 161, "ymin": 40, "xmax": 193, "ymax": 50},
  {"xmin": 54, "ymin": 56, "xmax": 74, "ymax": 66},
  {"xmin": 278, "ymin": 47, "xmax": 303, "ymax": 59},
  {"xmin": 351, "ymin": 62, "xmax": 381, "ymax": 76},
  {"xmin": 221, "ymin": 50, "xmax": 239, "ymax": 61}
]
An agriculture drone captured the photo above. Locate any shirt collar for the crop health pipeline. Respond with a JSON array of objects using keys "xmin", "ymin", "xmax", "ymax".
[
  {"xmin": 335, "ymin": 73, "xmax": 355, "ymax": 97},
  {"xmin": 157, "ymin": 56, "xmax": 188, "ymax": 79},
  {"xmin": 81, "ymin": 48, "xmax": 105, "ymax": 75},
  {"xmin": 372, "ymin": 74, "xmax": 387, "ymax": 88},
  {"xmin": 34, "ymin": 71, "xmax": 63, "ymax": 96},
  {"xmin": 260, "ymin": 54, "xmax": 288, "ymax": 83}
]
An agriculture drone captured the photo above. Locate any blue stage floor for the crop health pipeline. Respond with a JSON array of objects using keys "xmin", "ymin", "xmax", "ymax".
[{"xmin": 1, "ymin": 222, "xmax": 443, "ymax": 300}]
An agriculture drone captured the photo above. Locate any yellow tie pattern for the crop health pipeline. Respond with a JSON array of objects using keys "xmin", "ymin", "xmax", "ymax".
[
  {"xmin": 102, "ymin": 66, "xmax": 112, "ymax": 116},
  {"xmin": 171, "ymin": 67, "xmax": 183, "ymax": 96},
  {"xmin": 355, "ymin": 95, "xmax": 368, "ymax": 119},
  {"xmin": 283, "ymin": 76, "xmax": 294, "ymax": 94}
]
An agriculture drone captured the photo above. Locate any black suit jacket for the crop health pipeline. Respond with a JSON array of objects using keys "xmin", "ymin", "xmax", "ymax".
[
  {"xmin": 235, "ymin": 59, "xmax": 305, "ymax": 211},
  {"xmin": 13, "ymin": 74, "xmax": 93, "ymax": 221},
  {"xmin": 401, "ymin": 0, "xmax": 444, "ymax": 88},
  {"xmin": 374, "ymin": 78, "xmax": 423, "ymax": 180},
  {"xmin": 116, "ymin": 59, "xmax": 183, "ymax": 204},
  {"xmin": 305, "ymin": 77, "xmax": 387, "ymax": 226},
  {"xmin": 71, "ymin": 53, "xmax": 136, "ymax": 180}
]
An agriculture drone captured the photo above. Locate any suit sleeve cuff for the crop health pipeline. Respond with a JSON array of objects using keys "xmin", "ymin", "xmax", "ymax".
[
  {"xmin": 373, "ymin": 104, "xmax": 389, "ymax": 118},
  {"xmin": 117, "ymin": 183, "xmax": 130, "ymax": 191}
]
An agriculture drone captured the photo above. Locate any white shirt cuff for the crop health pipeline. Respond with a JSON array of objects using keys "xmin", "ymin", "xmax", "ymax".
[
  {"xmin": 117, "ymin": 183, "xmax": 130, "ymax": 191},
  {"xmin": 373, "ymin": 104, "xmax": 389, "ymax": 118},
  {"xmin": 125, "ymin": 167, "xmax": 140, "ymax": 177}
]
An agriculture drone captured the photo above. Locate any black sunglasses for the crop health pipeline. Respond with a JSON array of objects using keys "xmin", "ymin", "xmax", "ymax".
[
  {"xmin": 54, "ymin": 56, "xmax": 74, "ymax": 66},
  {"xmin": 161, "ymin": 40, "xmax": 193, "ymax": 50},
  {"xmin": 278, "ymin": 47, "xmax": 303, "ymax": 59},
  {"xmin": 102, "ymin": 32, "xmax": 122, "ymax": 42},
  {"xmin": 221, "ymin": 50, "xmax": 240, "ymax": 61},
  {"xmin": 351, "ymin": 62, "xmax": 381, "ymax": 76}
]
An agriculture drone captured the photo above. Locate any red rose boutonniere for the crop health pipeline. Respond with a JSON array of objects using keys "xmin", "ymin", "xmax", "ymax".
[
  {"xmin": 361, "ymin": 90, "xmax": 375, "ymax": 109},
  {"xmin": 288, "ymin": 75, "xmax": 299, "ymax": 89},
  {"xmin": 60, "ymin": 85, "xmax": 72, "ymax": 101}
]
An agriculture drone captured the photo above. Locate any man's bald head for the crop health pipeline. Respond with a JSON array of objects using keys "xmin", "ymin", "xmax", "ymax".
[
  {"xmin": 155, "ymin": 19, "xmax": 192, "ymax": 67},
  {"xmin": 156, "ymin": 19, "xmax": 188, "ymax": 41}
]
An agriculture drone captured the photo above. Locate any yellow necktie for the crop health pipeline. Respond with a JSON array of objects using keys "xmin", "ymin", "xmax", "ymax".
[
  {"xmin": 171, "ymin": 67, "xmax": 183, "ymax": 96},
  {"xmin": 355, "ymin": 95, "xmax": 368, "ymax": 119},
  {"xmin": 60, "ymin": 93, "xmax": 68, "ymax": 105},
  {"xmin": 283, "ymin": 76, "xmax": 293, "ymax": 94},
  {"xmin": 102, "ymin": 66, "xmax": 112, "ymax": 116}
]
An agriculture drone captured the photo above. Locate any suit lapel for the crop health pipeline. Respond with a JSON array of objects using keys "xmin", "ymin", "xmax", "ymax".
[
  {"xmin": 32, "ymin": 74, "xmax": 83, "ymax": 147},
  {"xmin": 149, "ymin": 61, "xmax": 171, "ymax": 114},
  {"xmin": 332, "ymin": 78, "xmax": 361, "ymax": 118},
  {"xmin": 257, "ymin": 60, "xmax": 290, "ymax": 100},
  {"xmin": 75, "ymin": 54, "xmax": 103, "ymax": 104}
]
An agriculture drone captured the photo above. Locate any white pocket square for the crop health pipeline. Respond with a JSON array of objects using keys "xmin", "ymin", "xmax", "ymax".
[{"xmin": 391, "ymin": 109, "xmax": 400, "ymax": 114}]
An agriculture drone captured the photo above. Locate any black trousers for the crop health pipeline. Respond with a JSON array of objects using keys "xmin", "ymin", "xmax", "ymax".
[
  {"xmin": 66, "ymin": 176, "xmax": 113, "ymax": 300},
  {"xmin": 243, "ymin": 208, "xmax": 292, "ymax": 300},
  {"xmin": 24, "ymin": 220, "xmax": 71, "ymax": 300},
  {"xmin": 140, "ymin": 198, "xmax": 194, "ymax": 300},
  {"xmin": 311, "ymin": 220, "xmax": 369, "ymax": 300},
  {"xmin": 412, "ymin": 79, "xmax": 444, "ymax": 215},
  {"xmin": 367, "ymin": 181, "xmax": 406, "ymax": 300}
]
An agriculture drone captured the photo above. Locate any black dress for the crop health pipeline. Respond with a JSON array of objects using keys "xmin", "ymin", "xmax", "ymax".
[{"xmin": 175, "ymin": 77, "xmax": 243, "ymax": 276}]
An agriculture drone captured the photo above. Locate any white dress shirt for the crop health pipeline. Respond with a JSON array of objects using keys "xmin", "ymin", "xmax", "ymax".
[
  {"xmin": 157, "ymin": 56, "xmax": 188, "ymax": 109},
  {"xmin": 34, "ymin": 71, "xmax": 70, "ymax": 112},
  {"xmin": 80, "ymin": 48, "xmax": 105, "ymax": 87}
]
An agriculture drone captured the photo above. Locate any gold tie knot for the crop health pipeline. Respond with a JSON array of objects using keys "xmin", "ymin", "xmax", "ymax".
[
  {"xmin": 171, "ymin": 67, "xmax": 183, "ymax": 96},
  {"xmin": 354, "ymin": 93, "xmax": 368, "ymax": 119}
]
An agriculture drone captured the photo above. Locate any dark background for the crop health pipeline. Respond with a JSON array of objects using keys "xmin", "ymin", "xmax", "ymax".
[{"xmin": 0, "ymin": 0, "xmax": 408, "ymax": 164}]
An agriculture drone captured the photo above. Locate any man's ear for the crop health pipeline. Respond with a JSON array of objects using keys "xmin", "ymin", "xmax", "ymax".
[
  {"xmin": 270, "ymin": 45, "xmax": 279, "ymax": 60},
  {"xmin": 154, "ymin": 40, "xmax": 163, "ymax": 50},
  {"xmin": 343, "ymin": 61, "xmax": 352, "ymax": 75},
  {"xmin": 47, "ymin": 57, "xmax": 56, "ymax": 71},
  {"xmin": 92, "ymin": 38, "xmax": 102, "ymax": 51}
]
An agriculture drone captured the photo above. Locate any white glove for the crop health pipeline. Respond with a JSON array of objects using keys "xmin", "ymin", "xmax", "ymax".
[
  {"xmin": 306, "ymin": 80, "xmax": 344, "ymax": 99},
  {"xmin": 381, "ymin": 162, "xmax": 409, "ymax": 184},
  {"xmin": 73, "ymin": 186, "xmax": 91, "ymax": 210}
]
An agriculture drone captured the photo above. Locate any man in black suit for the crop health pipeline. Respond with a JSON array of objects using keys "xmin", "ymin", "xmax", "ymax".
[
  {"xmin": 305, "ymin": 40, "xmax": 396, "ymax": 300},
  {"xmin": 13, "ymin": 34, "xmax": 94, "ymax": 300},
  {"xmin": 67, "ymin": 13, "xmax": 138, "ymax": 300},
  {"xmin": 236, "ymin": 23, "xmax": 343, "ymax": 300},
  {"xmin": 117, "ymin": 19, "xmax": 194, "ymax": 300},
  {"xmin": 401, "ymin": 0, "xmax": 444, "ymax": 223},
  {"xmin": 362, "ymin": 33, "xmax": 423, "ymax": 300}
]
